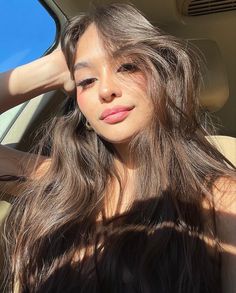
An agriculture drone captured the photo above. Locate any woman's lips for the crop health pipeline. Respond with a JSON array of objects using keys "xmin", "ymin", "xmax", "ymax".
[
  {"xmin": 100, "ymin": 105, "xmax": 134, "ymax": 124},
  {"xmin": 103, "ymin": 110, "xmax": 131, "ymax": 124}
]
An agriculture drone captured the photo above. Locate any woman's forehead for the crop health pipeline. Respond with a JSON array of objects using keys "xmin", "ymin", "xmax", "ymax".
[
  {"xmin": 74, "ymin": 28, "xmax": 120, "ymax": 69},
  {"xmin": 76, "ymin": 25, "xmax": 102, "ymax": 51},
  {"xmin": 75, "ymin": 24, "xmax": 108, "ymax": 61},
  {"xmin": 74, "ymin": 23, "xmax": 144, "ymax": 72}
]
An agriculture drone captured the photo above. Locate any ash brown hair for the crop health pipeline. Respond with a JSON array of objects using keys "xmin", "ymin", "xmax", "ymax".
[{"xmin": 3, "ymin": 3, "xmax": 236, "ymax": 293}]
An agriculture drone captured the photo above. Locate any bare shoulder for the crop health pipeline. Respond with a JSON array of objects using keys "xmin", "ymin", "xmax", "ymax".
[
  {"xmin": 212, "ymin": 176, "xmax": 236, "ymax": 212},
  {"xmin": 212, "ymin": 176, "xmax": 236, "ymax": 243},
  {"xmin": 23, "ymin": 153, "xmax": 51, "ymax": 180},
  {"xmin": 212, "ymin": 176, "xmax": 236, "ymax": 293}
]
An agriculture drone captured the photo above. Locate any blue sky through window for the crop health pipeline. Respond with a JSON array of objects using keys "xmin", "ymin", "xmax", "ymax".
[{"xmin": 0, "ymin": 0, "xmax": 56, "ymax": 72}]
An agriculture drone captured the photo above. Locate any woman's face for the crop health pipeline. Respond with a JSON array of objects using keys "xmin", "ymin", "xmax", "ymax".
[{"xmin": 74, "ymin": 24, "xmax": 153, "ymax": 144}]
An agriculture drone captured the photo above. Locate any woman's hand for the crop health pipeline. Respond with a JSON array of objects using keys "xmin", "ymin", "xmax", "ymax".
[
  {"xmin": 0, "ymin": 50, "xmax": 75, "ymax": 114},
  {"xmin": 47, "ymin": 50, "xmax": 75, "ymax": 93},
  {"xmin": 0, "ymin": 50, "xmax": 72, "ymax": 195}
]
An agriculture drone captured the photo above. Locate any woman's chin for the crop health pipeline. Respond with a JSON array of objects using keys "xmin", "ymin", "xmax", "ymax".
[{"xmin": 98, "ymin": 132, "xmax": 135, "ymax": 145}]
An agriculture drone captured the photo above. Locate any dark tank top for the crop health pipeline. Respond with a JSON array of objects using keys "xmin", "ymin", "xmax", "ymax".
[{"xmin": 30, "ymin": 196, "xmax": 221, "ymax": 293}]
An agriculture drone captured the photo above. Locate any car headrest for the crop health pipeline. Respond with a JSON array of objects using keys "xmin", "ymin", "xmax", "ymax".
[{"xmin": 191, "ymin": 39, "xmax": 229, "ymax": 112}]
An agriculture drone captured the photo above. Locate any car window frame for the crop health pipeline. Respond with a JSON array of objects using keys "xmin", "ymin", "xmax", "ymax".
[{"xmin": 0, "ymin": 0, "xmax": 67, "ymax": 145}]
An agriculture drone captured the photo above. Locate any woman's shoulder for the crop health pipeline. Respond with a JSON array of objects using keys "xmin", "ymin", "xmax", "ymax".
[
  {"xmin": 213, "ymin": 176, "xmax": 236, "ymax": 211},
  {"xmin": 212, "ymin": 176, "xmax": 236, "ymax": 292},
  {"xmin": 29, "ymin": 155, "xmax": 51, "ymax": 180}
]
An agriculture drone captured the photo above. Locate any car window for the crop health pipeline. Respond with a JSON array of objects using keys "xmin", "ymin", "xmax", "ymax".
[{"xmin": 0, "ymin": 0, "xmax": 58, "ymax": 141}]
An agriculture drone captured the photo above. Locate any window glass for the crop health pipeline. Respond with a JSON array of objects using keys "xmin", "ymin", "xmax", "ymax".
[
  {"xmin": 0, "ymin": 0, "xmax": 57, "ymax": 141},
  {"xmin": 0, "ymin": 0, "xmax": 56, "ymax": 72}
]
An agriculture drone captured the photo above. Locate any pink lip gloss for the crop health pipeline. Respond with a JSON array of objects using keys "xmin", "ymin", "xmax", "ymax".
[{"xmin": 103, "ymin": 110, "xmax": 132, "ymax": 124}]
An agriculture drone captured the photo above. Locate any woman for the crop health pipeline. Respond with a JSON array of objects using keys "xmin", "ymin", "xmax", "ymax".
[{"xmin": 0, "ymin": 3, "xmax": 236, "ymax": 293}]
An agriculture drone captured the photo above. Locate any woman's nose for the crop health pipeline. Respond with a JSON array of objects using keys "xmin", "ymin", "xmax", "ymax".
[{"xmin": 98, "ymin": 75, "xmax": 122, "ymax": 102}]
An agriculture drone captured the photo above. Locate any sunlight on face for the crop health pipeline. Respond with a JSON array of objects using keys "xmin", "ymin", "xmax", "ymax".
[{"xmin": 74, "ymin": 24, "xmax": 153, "ymax": 145}]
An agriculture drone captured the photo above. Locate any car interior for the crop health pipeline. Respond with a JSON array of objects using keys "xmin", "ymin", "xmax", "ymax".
[{"xmin": 0, "ymin": 0, "xmax": 236, "ymax": 281}]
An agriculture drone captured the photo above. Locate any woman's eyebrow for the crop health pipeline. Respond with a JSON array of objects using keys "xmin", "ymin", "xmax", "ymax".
[{"xmin": 74, "ymin": 61, "xmax": 91, "ymax": 73}]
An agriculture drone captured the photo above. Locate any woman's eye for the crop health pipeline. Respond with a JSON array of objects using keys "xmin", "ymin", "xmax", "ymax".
[
  {"xmin": 76, "ymin": 78, "xmax": 96, "ymax": 89},
  {"xmin": 118, "ymin": 63, "xmax": 138, "ymax": 73}
]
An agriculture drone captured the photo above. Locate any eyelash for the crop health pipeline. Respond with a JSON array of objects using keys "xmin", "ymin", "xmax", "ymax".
[
  {"xmin": 118, "ymin": 63, "xmax": 139, "ymax": 73},
  {"xmin": 76, "ymin": 63, "xmax": 139, "ymax": 89},
  {"xmin": 77, "ymin": 78, "xmax": 97, "ymax": 89}
]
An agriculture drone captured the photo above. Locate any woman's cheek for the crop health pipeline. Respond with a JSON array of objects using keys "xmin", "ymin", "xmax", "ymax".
[
  {"xmin": 76, "ymin": 89, "xmax": 86, "ymax": 109},
  {"xmin": 132, "ymin": 72, "xmax": 147, "ymax": 93}
]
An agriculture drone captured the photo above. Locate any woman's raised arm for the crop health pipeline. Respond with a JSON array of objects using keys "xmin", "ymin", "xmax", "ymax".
[
  {"xmin": 0, "ymin": 50, "xmax": 75, "ymax": 195},
  {"xmin": 0, "ymin": 50, "xmax": 75, "ymax": 114}
]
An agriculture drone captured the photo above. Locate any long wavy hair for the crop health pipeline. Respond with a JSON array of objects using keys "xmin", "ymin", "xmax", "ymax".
[{"xmin": 2, "ymin": 3, "xmax": 236, "ymax": 293}]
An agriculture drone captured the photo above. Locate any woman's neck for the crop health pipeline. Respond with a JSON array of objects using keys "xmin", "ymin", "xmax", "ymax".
[{"xmin": 113, "ymin": 142, "xmax": 138, "ymax": 171}]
